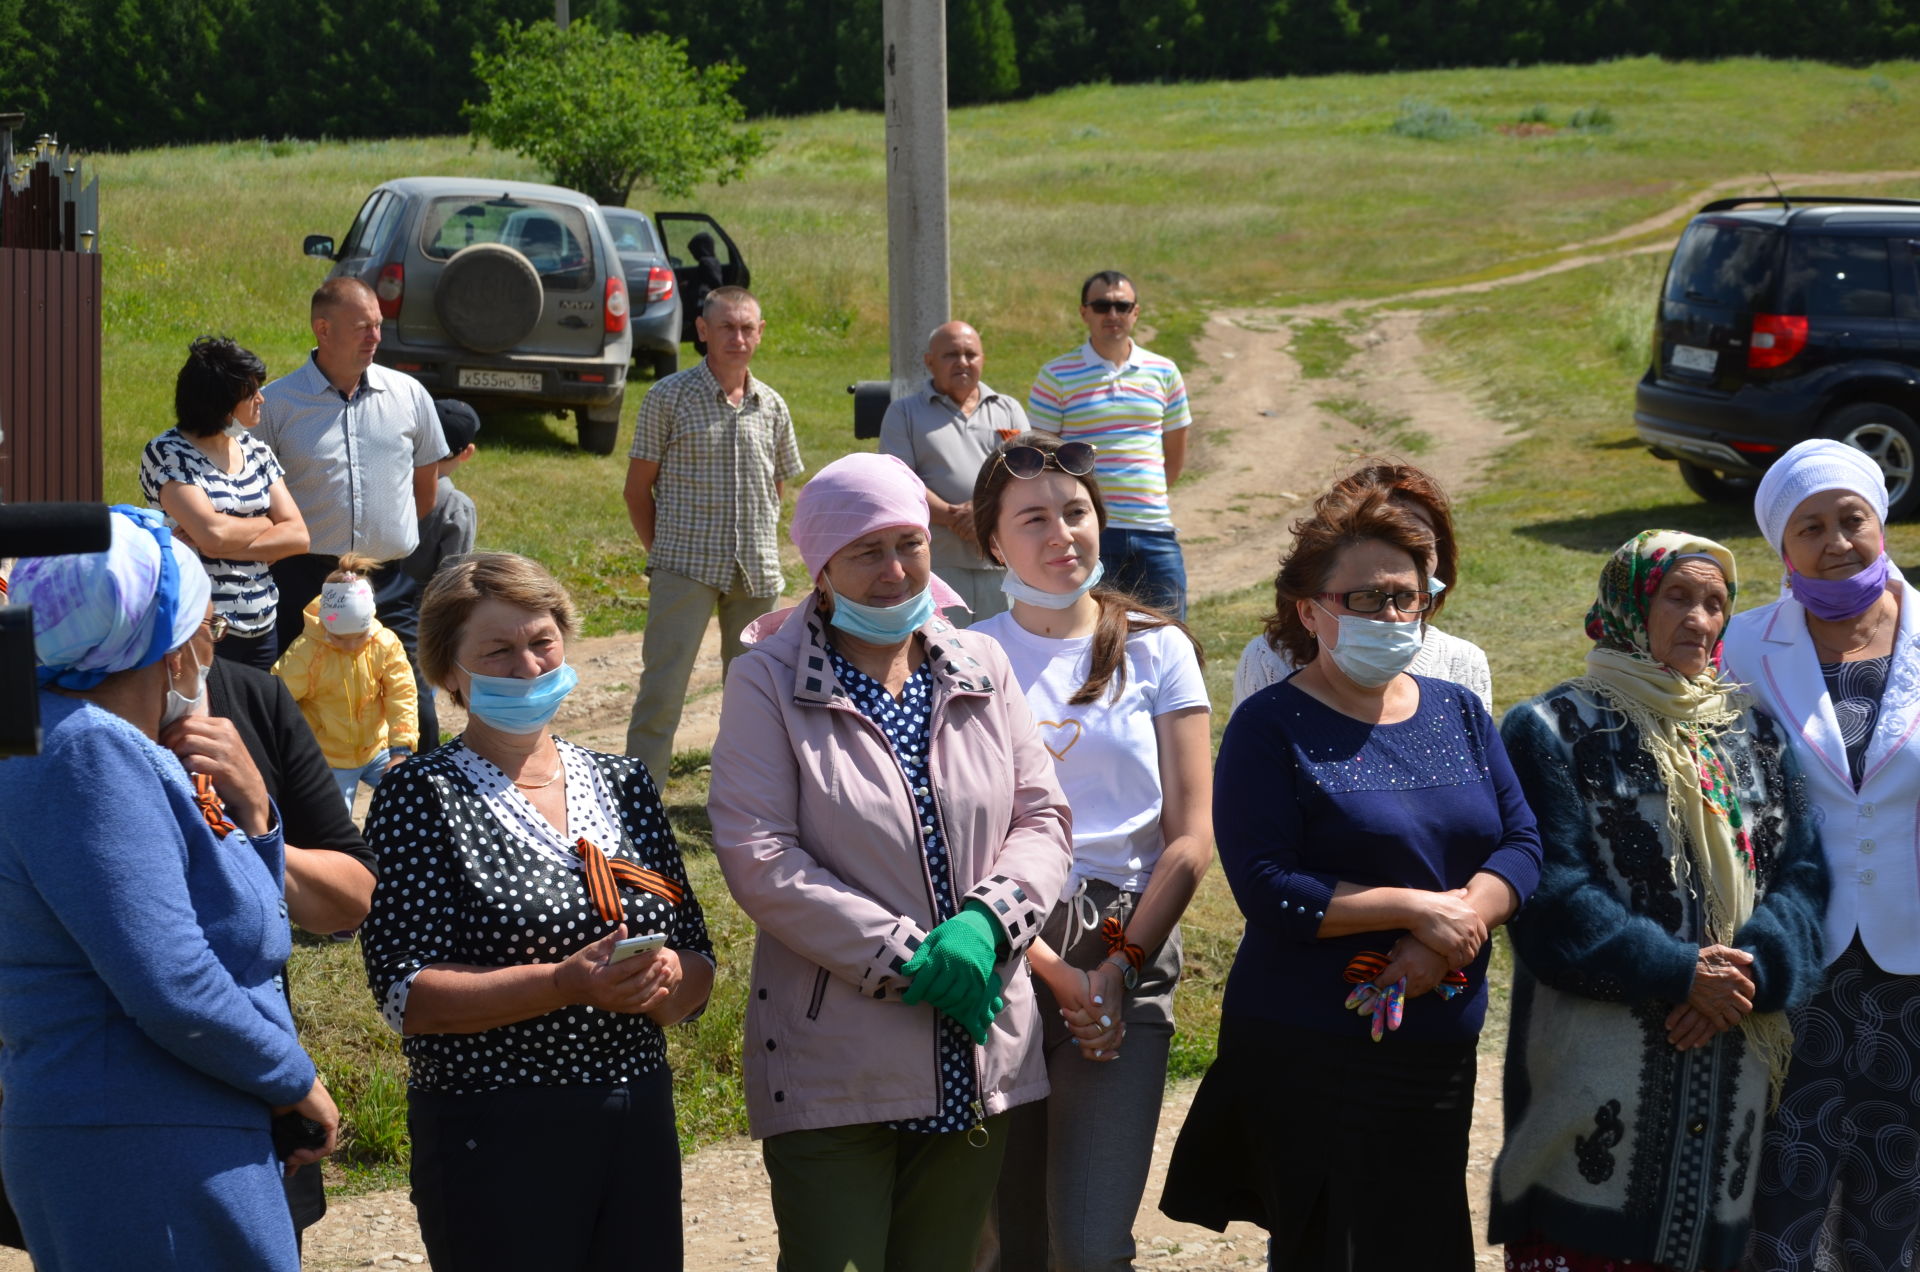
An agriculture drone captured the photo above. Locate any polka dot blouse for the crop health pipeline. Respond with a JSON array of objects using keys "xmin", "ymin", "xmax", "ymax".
[
  {"xmin": 827, "ymin": 645, "xmax": 980, "ymax": 1135},
  {"xmin": 360, "ymin": 737, "xmax": 713, "ymax": 1094}
]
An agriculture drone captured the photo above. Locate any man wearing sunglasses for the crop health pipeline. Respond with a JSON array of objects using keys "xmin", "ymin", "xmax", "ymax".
[
  {"xmin": 1029, "ymin": 271, "xmax": 1192, "ymax": 617},
  {"xmin": 877, "ymin": 321, "xmax": 1032, "ymax": 625}
]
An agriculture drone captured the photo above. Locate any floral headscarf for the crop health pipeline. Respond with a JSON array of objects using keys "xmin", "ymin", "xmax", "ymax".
[{"xmin": 1584, "ymin": 529, "xmax": 1739, "ymax": 666}]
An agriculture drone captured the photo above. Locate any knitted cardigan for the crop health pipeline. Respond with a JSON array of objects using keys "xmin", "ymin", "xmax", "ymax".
[{"xmin": 1490, "ymin": 686, "xmax": 1829, "ymax": 1271}]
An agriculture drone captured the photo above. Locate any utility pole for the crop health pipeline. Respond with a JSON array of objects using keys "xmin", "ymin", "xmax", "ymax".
[
  {"xmin": 554, "ymin": 0, "xmax": 569, "ymax": 29},
  {"xmin": 881, "ymin": 0, "xmax": 949, "ymax": 400}
]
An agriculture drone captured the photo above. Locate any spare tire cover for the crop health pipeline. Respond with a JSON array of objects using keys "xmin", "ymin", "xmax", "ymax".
[{"xmin": 435, "ymin": 243, "xmax": 543, "ymax": 353}]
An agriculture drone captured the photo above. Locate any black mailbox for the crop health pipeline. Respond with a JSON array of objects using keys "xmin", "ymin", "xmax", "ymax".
[{"xmin": 849, "ymin": 381, "xmax": 892, "ymax": 440}]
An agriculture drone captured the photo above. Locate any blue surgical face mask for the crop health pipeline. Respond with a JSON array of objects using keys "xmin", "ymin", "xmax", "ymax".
[
  {"xmin": 1001, "ymin": 559, "xmax": 1105, "ymax": 610},
  {"xmin": 459, "ymin": 661, "xmax": 579, "ymax": 734},
  {"xmin": 1429, "ymin": 576, "xmax": 1447, "ymax": 598},
  {"xmin": 826, "ymin": 582, "xmax": 936, "ymax": 644},
  {"xmin": 1313, "ymin": 601, "xmax": 1424, "ymax": 689}
]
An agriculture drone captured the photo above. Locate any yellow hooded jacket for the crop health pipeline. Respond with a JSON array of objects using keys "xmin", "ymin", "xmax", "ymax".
[{"xmin": 271, "ymin": 598, "xmax": 419, "ymax": 768}]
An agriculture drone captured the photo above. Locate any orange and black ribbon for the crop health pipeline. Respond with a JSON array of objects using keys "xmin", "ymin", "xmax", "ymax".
[
  {"xmin": 193, "ymin": 773, "xmax": 236, "ymax": 838},
  {"xmin": 575, "ymin": 837, "xmax": 685, "ymax": 923},
  {"xmin": 1100, "ymin": 915, "xmax": 1146, "ymax": 972}
]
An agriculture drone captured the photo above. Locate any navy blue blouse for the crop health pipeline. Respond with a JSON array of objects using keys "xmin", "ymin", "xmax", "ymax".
[
  {"xmin": 827, "ymin": 646, "xmax": 979, "ymax": 1135},
  {"xmin": 1214, "ymin": 674, "xmax": 1543, "ymax": 1040}
]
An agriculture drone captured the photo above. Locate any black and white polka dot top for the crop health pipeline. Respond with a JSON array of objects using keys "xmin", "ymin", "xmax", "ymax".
[{"xmin": 360, "ymin": 737, "xmax": 713, "ymax": 1094}]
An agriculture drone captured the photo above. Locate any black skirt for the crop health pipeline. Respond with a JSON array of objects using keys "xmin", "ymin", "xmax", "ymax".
[{"xmin": 1160, "ymin": 1014, "xmax": 1480, "ymax": 1272}]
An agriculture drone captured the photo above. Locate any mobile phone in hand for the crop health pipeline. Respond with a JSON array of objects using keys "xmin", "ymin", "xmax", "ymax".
[
  {"xmin": 609, "ymin": 932, "xmax": 669, "ymax": 963},
  {"xmin": 271, "ymin": 1111, "xmax": 328, "ymax": 1161}
]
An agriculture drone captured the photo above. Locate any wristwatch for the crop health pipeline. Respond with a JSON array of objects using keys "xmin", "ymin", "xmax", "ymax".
[{"xmin": 1103, "ymin": 952, "xmax": 1138, "ymax": 991}]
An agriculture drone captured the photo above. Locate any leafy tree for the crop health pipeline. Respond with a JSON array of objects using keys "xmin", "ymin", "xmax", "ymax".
[
  {"xmin": 948, "ymin": 0, "xmax": 1019, "ymax": 104},
  {"xmin": 466, "ymin": 17, "xmax": 766, "ymax": 205}
]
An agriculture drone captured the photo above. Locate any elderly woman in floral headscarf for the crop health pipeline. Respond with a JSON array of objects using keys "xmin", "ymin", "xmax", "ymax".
[{"xmin": 1489, "ymin": 529, "xmax": 1828, "ymax": 1272}]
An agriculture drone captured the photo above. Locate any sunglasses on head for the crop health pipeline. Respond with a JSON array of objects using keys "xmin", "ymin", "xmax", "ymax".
[
  {"xmin": 1085, "ymin": 299, "xmax": 1136, "ymax": 315},
  {"xmin": 998, "ymin": 441, "xmax": 1097, "ymax": 480}
]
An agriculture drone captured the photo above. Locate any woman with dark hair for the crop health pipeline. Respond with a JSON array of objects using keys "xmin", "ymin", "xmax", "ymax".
[
  {"xmin": 966, "ymin": 432, "xmax": 1214, "ymax": 1271},
  {"xmin": 1232, "ymin": 461, "xmax": 1491, "ymax": 713},
  {"xmin": 140, "ymin": 335, "xmax": 309, "ymax": 670},
  {"xmin": 1159, "ymin": 483, "xmax": 1540, "ymax": 1270}
]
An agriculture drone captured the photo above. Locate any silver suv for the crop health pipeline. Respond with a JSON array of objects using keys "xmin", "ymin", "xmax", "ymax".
[{"xmin": 303, "ymin": 177, "xmax": 634, "ymax": 454}]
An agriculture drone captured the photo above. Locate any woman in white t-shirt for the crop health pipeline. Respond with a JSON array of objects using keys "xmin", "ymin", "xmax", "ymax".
[{"xmin": 969, "ymin": 432, "xmax": 1214, "ymax": 1272}]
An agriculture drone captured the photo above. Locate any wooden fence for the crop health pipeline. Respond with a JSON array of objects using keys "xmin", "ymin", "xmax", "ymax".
[{"xmin": 0, "ymin": 126, "xmax": 101, "ymax": 504}]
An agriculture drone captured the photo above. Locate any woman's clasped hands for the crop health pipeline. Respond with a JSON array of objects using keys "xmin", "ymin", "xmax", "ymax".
[
  {"xmin": 1665, "ymin": 944, "xmax": 1755, "ymax": 1050},
  {"xmin": 900, "ymin": 904, "xmax": 1007, "ymax": 1044}
]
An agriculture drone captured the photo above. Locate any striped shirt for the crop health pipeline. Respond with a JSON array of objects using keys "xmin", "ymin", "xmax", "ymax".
[
  {"xmin": 1028, "ymin": 341, "xmax": 1190, "ymax": 530},
  {"xmin": 629, "ymin": 359, "xmax": 803, "ymax": 596},
  {"xmin": 138, "ymin": 429, "xmax": 285, "ymax": 637},
  {"xmin": 256, "ymin": 355, "xmax": 445, "ymax": 561}
]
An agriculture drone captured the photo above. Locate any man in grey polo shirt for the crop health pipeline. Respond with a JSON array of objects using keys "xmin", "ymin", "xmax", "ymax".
[
  {"xmin": 257, "ymin": 277, "xmax": 445, "ymax": 668},
  {"xmin": 878, "ymin": 320, "xmax": 1030, "ymax": 624}
]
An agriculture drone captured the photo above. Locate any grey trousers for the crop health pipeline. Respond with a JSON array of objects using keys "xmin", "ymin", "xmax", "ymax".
[
  {"xmin": 624, "ymin": 566, "xmax": 775, "ymax": 783},
  {"xmin": 941, "ymin": 567, "xmax": 1010, "ymax": 627},
  {"xmin": 986, "ymin": 882, "xmax": 1183, "ymax": 1272}
]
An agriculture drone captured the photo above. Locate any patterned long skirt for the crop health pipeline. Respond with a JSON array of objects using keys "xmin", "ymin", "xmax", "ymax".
[{"xmin": 1743, "ymin": 938, "xmax": 1920, "ymax": 1272}]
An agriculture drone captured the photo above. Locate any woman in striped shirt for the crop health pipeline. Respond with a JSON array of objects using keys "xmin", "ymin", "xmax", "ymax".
[{"xmin": 140, "ymin": 336, "xmax": 309, "ymax": 669}]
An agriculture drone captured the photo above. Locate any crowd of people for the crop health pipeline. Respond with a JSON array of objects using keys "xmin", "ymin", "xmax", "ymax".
[{"xmin": 0, "ymin": 262, "xmax": 1913, "ymax": 1272}]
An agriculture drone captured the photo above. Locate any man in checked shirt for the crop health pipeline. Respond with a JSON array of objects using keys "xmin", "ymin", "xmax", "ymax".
[{"xmin": 622, "ymin": 286, "xmax": 803, "ymax": 784}]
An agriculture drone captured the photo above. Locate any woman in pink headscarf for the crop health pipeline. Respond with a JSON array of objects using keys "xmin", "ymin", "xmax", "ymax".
[{"xmin": 709, "ymin": 452, "xmax": 1073, "ymax": 1272}]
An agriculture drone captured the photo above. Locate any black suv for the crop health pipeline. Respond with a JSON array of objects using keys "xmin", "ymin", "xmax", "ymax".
[{"xmin": 1635, "ymin": 197, "xmax": 1920, "ymax": 518}]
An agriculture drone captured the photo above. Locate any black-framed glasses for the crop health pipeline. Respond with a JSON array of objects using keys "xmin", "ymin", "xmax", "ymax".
[
  {"xmin": 998, "ymin": 441, "xmax": 1097, "ymax": 480},
  {"xmin": 204, "ymin": 613, "xmax": 229, "ymax": 642},
  {"xmin": 1085, "ymin": 299, "xmax": 1136, "ymax": 315},
  {"xmin": 1316, "ymin": 589, "xmax": 1434, "ymax": 616}
]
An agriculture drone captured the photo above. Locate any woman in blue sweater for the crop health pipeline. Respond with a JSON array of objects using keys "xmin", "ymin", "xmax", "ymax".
[
  {"xmin": 1160, "ymin": 483, "xmax": 1541, "ymax": 1269},
  {"xmin": 0, "ymin": 507, "xmax": 337, "ymax": 1271},
  {"xmin": 1490, "ymin": 531, "xmax": 1827, "ymax": 1272}
]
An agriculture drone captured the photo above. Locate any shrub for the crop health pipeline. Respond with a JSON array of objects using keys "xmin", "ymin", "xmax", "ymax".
[{"xmin": 1390, "ymin": 99, "xmax": 1481, "ymax": 141}]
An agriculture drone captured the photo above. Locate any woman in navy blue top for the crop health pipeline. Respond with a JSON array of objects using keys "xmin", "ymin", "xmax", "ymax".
[{"xmin": 1161, "ymin": 481, "xmax": 1540, "ymax": 1270}]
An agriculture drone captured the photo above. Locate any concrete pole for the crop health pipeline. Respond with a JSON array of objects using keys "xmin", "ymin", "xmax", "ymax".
[
  {"xmin": 554, "ymin": 0, "xmax": 568, "ymax": 29},
  {"xmin": 882, "ymin": 0, "xmax": 950, "ymax": 400}
]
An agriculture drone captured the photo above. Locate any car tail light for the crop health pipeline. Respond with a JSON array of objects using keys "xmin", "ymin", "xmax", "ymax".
[
  {"xmin": 605, "ymin": 276, "xmax": 630, "ymax": 336},
  {"xmin": 645, "ymin": 266, "xmax": 675, "ymax": 304},
  {"xmin": 1748, "ymin": 313, "xmax": 1808, "ymax": 369},
  {"xmin": 374, "ymin": 263, "xmax": 404, "ymax": 320}
]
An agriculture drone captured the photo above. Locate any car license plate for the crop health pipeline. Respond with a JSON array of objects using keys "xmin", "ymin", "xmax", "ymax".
[
  {"xmin": 1670, "ymin": 344, "xmax": 1718, "ymax": 375},
  {"xmin": 457, "ymin": 368, "xmax": 542, "ymax": 393}
]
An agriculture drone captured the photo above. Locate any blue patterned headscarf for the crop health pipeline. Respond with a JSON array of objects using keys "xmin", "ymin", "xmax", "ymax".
[{"xmin": 12, "ymin": 505, "xmax": 210, "ymax": 689}]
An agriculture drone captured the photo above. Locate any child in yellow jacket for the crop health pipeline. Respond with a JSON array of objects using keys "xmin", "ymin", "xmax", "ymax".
[{"xmin": 272, "ymin": 554, "xmax": 419, "ymax": 810}]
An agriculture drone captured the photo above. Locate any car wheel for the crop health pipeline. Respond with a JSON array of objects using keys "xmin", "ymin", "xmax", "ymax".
[
  {"xmin": 651, "ymin": 348, "xmax": 679, "ymax": 379},
  {"xmin": 1676, "ymin": 461, "xmax": 1759, "ymax": 506},
  {"xmin": 1829, "ymin": 402, "xmax": 1920, "ymax": 520},
  {"xmin": 436, "ymin": 244, "xmax": 543, "ymax": 354},
  {"xmin": 576, "ymin": 401, "xmax": 622, "ymax": 456}
]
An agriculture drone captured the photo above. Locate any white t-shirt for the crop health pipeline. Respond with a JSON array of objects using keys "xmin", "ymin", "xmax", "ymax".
[{"xmin": 973, "ymin": 611, "xmax": 1210, "ymax": 891}]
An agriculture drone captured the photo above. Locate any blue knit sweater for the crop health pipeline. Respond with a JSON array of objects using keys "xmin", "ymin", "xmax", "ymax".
[
  {"xmin": 1215, "ymin": 675, "xmax": 1542, "ymax": 1040},
  {"xmin": 0, "ymin": 693, "xmax": 315, "ymax": 1130}
]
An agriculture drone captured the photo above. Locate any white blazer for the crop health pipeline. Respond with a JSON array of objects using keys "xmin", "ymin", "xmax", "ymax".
[{"xmin": 1722, "ymin": 571, "xmax": 1920, "ymax": 971}]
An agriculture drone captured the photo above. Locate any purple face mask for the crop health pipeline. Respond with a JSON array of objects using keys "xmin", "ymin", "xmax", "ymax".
[{"xmin": 1788, "ymin": 550, "xmax": 1891, "ymax": 621}]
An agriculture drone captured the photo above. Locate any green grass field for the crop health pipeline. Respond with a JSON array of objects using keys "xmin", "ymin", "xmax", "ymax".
[{"xmin": 80, "ymin": 56, "xmax": 1920, "ymax": 1185}]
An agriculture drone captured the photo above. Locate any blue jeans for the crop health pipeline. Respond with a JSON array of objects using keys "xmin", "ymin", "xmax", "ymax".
[
  {"xmin": 1099, "ymin": 526, "xmax": 1187, "ymax": 618},
  {"xmin": 332, "ymin": 750, "xmax": 391, "ymax": 810}
]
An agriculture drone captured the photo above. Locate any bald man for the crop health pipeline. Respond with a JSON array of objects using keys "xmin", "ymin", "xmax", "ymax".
[{"xmin": 877, "ymin": 321, "xmax": 1032, "ymax": 624}]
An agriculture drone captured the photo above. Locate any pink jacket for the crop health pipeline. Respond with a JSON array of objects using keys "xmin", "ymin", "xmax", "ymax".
[{"xmin": 708, "ymin": 598, "xmax": 1073, "ymax": 1139}]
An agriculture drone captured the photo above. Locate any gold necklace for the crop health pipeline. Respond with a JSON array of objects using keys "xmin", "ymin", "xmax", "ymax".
[
  {"xmin": 512, "ymin": 762, "xmax": 563, "ymax": 790},
  {"xmin": 1815, "ymin": 599, "xmax": 1891, "ymax": 659}
]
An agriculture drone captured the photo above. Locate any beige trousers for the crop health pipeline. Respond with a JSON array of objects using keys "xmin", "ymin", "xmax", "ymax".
[{"xmin": 624, "ymin": 566, "xmax": 776, "ymax": 783}]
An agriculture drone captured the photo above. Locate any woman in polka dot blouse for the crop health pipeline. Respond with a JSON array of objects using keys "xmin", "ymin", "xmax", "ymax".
[
  {"xmin": 709, "ymin": 453, "xmax": 1073, "ymax": 1272},
  {"xmin": 359, "ymin": 553, "xmax": 714, "ymax": 1272}
]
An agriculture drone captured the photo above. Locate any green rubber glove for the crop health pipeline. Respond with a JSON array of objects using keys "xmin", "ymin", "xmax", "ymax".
[
  {"xmin": 950, "ymin": 972, "xmax": 1007, "ymax": 1046},
  {"xmin": 900, "ymin": 903, "xmax": 1005, "ymax": 1033}
]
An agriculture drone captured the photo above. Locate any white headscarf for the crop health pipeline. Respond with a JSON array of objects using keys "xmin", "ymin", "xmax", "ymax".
[
  {"xmin": 12, "ymin": 505, "xmax": 210, "ymax": 689},
  {"xmin": 1753, "ymin": 439, "xmax": 1888, "ymax": 551}
]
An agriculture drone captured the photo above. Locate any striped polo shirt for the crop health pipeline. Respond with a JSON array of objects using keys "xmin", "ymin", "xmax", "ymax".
[{"xmin": 1028, "ymin": 341, "xmax": 1190, "ymax": 530}]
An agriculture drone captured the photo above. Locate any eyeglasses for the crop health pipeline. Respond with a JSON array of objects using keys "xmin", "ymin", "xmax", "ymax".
[
  {"xmin": 1085, "ymin": 299, "xmax": 1136, "ymax": 315},
  {"xmin": 997, "ymin": 441, "xmax": 1097, "ymax": 480},
  {"xmin": 203, "ymin": 614, "xmax": 229, "ymax": 642},
  {"xmin": 1316, "ymin": 589, "xmax": 1435, "ymax": 616}
]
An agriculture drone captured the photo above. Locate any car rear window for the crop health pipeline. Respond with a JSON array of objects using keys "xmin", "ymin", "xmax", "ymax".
[
  {"xmin": 418, "ymin": 196, "xmax": 595, "ymax": 291},
  {"xmin": 1664, "ymin": 219, "xmax": 1779, "ymax": 311},
  {"xmin": 604, "ymin": 211, "xmax": 660, "ymax": 256},
  {"xmin": 1783, "ymin": 234, "xmax": 1894, "ymax": 318}
]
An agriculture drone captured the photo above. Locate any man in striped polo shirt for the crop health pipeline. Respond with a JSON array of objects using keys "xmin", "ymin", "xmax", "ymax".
[{"xmin": 1028, "ymin": 270, "xmax": 1192, "ymax": 617}]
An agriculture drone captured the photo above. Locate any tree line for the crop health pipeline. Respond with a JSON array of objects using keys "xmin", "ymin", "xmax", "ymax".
[{"xmin": 4, "ymin": 0, "xmax": 1916, "ymax": 152}]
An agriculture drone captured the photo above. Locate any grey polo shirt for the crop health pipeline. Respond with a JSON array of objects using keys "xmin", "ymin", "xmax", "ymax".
[
  {"xmin": 256, "ymin": 355, "xmax": 446, "ymax": 561},
  {"xmin": 877, "ymin": 378, "xmax": 1030, "ymax": 576}
]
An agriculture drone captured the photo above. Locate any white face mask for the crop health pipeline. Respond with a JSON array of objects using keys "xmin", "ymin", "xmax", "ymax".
[
  {"xmin": 320, "ymin": 578, "xmax": 377, "ymax": 635},
  {"xmin": 1000, "ymin": 560, "xmax": 1105, "ymax": 610},
  {"xmin": 1313, "ymin": 601, "xmax": 1424, "ymax": 689},
  {"xmin": 160, "ymin": 645, "xmax": 207, "ymax": 729}
]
